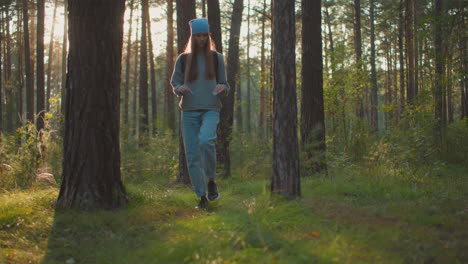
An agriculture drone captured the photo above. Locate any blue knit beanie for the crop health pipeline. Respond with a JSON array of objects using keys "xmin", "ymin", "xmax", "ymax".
[{"xmin": 189, "ymin": 18, "xmax": 210, "ymax": 35}]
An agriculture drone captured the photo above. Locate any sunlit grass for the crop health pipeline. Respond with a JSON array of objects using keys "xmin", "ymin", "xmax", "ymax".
[{"xmin": 0, "ymin": 132, "xmax": 467, "ymax": 263}]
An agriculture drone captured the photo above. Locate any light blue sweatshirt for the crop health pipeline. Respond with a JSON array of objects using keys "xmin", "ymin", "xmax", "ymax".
[{"xmin": 171, "ymin": 51, "xmax": 230, "ymax": 111}]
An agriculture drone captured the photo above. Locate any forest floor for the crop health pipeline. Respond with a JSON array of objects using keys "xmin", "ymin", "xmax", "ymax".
[{"xmin": 0, "ymin": 164, "xmax": 467, "ymax": 264}]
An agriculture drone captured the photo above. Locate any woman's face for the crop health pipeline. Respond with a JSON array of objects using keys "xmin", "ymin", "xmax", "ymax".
[{"xmin": 193, "ymin": 33, "xmax": 208, "ymax": 49}]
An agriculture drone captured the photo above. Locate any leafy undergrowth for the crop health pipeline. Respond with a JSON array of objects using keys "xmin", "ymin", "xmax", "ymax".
[{"xmin": 0, "ymin": 165, "xmax": 467, "ymax": 264}]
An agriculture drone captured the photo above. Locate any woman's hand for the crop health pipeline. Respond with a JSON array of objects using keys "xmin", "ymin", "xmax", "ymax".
[
  {"xmin": 212, "ymin": 84, "xmax": 225, "ymax": 95},
  {"xmin": 178, "ymin": 84, "xmax": 192, "ymax": 94}
]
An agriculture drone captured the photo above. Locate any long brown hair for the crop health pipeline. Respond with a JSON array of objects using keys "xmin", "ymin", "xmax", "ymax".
[{"xmin": 184, "ymin": 33, "xmax": 217, "ymax": 82}]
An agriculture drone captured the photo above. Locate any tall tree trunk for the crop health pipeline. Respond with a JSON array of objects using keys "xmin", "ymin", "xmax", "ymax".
[
  {"xmin": 146, "ymin": 5, "xmax": 157, "ymax": 135},
  {"xmin": 123, "ymin": 0, "xmax": 134, "ymax": 130},
  {"xmin": 235, "ymin": 67, "xmax": 242, "ymax": 131},
  {"xmin": 353, "ymin": 0, "xmax": 364, "ymax": 118},
  {"xmin": 207, "ymin": 0, "xmax": 222, "ymax": 53},
  {"xmin": 398, "ymin": 0, "xmax": 405, "ymax": 116},
  {"xmin": 176, "ymin": 0, "xmax": 195, "ymax": 185},
  {"xmin": 447, "ymin": 53, "xmax": 453, "ymax": 123},
  {"xmin": 139, "ymin": 0, "xmax": 149, "ymax": 140},
  {"xmin": 301, "ymin": 0, "xmax": 326, "ymax": 175},
  {"xmin": 132, "ymin": 13, "xmax": 140, "ymax": 137},
  {"xmin": 460, "ymin": 9, "xmax": 467, "ymax": 120},
  {"xmin": 0, "ymin": 16, "xmax": 2, "ymax": 136},
  {"xmin": 413, "ymin": 0, "xmax": 419, "ymax": 97},
  {"xmin": 46, "ymin": 0, "xmax": 59, "ymax": 112},
  {"xmin": 369, "ymin": 0, "xmax": 378, "ymax": 132},
  {"xmin": 165, "ymin": 0, "xmax": 175, "ymax": 132},
  {"xmin": 57, "ymin": 0, "xmax": 127, "ymax": 209},
  {"xmin": 202, "ymin": 0, "xmax": 206, "ymax": 17},
  {"xmin": 220, "ymin": 0, "xmax": 243, "ymax": 178},
  {"xmin": 246, "ymin": 0, "xmax": 251, "ymax": 133},
  {"xmin": 22, "ymin": 0, "xmax": 34, "ymax": 124},
  {"xmin": 4, "ymin": 8, "xmax": 13, "ymax": 133},
  {"xmin": 325, "ymin": 1, "xmax": 335, "ymax": 67},
  {"xmin": 405, "ymin": 0, "xmax": 416, "ymax": 104},
  {"xmin": 61, "ymin": 0, "xmax": 67, "ymax": 114},
  {"xmin": 271, "ymin": 0, "xmax": 300, "ymax": 196},
  {"xmin": 258, "ymin": 0, "xmax": 267, "ymax": 133},
  {"xmin": 16, "ymin": 4, "xmax": 24, "ymax": 129},
  {"xmin": 433, "ymin": 0, "xmax": 443, "ymax": 143},
  {"xmin": 36, "ymin": 0, "xmax": 45, "ymax": 132}
]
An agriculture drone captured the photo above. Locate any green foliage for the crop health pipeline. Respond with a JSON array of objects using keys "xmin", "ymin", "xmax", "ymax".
[
  {"xmin": 121, "ymin": 132, "xmax": 179, "ymax": 184},
  {"xmin": 0, "ymin": 97, "xmax": 63, "ymax": 191}
]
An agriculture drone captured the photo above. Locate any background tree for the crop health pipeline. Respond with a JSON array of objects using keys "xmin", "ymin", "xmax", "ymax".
[
  {"xmin": 36, "ymin": 0, "xmax": 45, "ymax": 132},
  {"xmin": 57, "ymin": 0, "xmax": 127, "ymax": 209},
  {"xmin": 271, "ymin": 0, "xmax": 300, "ymax": 196},
  {"xmin": 165, "ymin": 0, "xmax": 175, "ymax": 132},
  {"xmin": 219, "ymin": 0, "xmax": 243, "ymax": 178},
  {"xmin": 301, "ymin": 0, "xmax": 326, "ymax": 175},
  {"xmin": 22, "ymin": 0, "xmax": 33, "ymax": 124},
  {"xmin": 139, "ymin": 0, "xmax": 149, "ymax": 139},
  {"xmin": 175, "ymin": 0, "xmax": 195, "ymax": 185}
]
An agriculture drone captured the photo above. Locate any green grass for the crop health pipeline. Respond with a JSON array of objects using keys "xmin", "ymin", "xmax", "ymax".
[{"xmin": 0, "ymin": 164, "xmax": 467, "ymax": 264}]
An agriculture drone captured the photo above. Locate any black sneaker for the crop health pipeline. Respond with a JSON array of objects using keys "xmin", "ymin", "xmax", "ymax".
[
  {"xmin": 207, "ymin": 181, "xmax": 220, "ymax": 201},
  {"xmin": 196, "ymin": 196, "xmax": 208, "ymax": 209}
]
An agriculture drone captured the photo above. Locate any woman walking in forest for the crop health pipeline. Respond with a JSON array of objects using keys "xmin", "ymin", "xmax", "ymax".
[{"xmin": 171, "ymin": 18, "xmax": 229, "ymax": 209}]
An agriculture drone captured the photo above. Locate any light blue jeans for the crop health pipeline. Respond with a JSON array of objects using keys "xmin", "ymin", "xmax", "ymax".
[{"xmin": 182, "ymin": 110, "xmax": 220, "ymax": 197}]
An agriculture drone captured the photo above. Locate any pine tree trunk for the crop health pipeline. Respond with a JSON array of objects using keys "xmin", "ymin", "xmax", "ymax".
[
  {"xmin": 57, "ymin": 0, "xmax": 127, "ymax": 209},
  {"xmin": 139, "ymin": 0, "xmax": 149, "ymax": 140},
  {"xmin": 301, "ymin": 0, "xmax": 326, "ymax": 175},
  {"xmin": 271, "ymin": 0, "xmax": 300, "ymax": 196},
  {"xmin": 61, "ymin": 0, "xmax": 67, "ymax": 114},
  {"xmin": 207, "ymin": 0, "xmax": 223, "ymax": 53},
  {"xmin": 258, "ymin": 0, "xmax": 267, "ymax": 133},
  {"xmin": 16, "ymin": 5, "xmax": 24, "ymax": 129},
  {"xmin": 369, "ymin": 0, "xmax": 378, "ymax": 132},
  {"xmin": 123, "ymin": 0, "xmax": 134, "ymax": 130},
  {"xmin": 246, "ymin": 0, "xmax": 251, "ymax": 133},
  {"xmin": 325, "ymin": 2, "xmax": 335, "ymax": 66},
  {"xmin": 5, "ymin": 8, "xmax": 13, "ymax": 133},
  {"xmin": 146, "ymin": 6, "xmax": 157, "ymax": 134},
  {"xmin": 398, "ymin": 0, "xmax": 405, "ymax": 116},
  {"xmin": 235, "ymin": 69, "xmax": 242, "ymax": 131},
  {"xmin": 46, "ymin": 0, "xmax": 58, "ymax": 112},
  {"xmin": 220, "ymin": 0, "xmax": 243, "ymax": 178},
  {"xmin": 36, "ymin": 0, "xmax": 45, "ymax": 132},
  {"xmin": 353, "ymin": 0, "xmax": 364, "ymax": 119},
  {"xmin": 22, "ymin": 0, "xmax": 34, "ymax": 124},
  {"xmin": 405, "ymin": 0, "xmax": 416, "ymax": 104},
  {"xmin": 0, "ymin": 17, "xmax": 2, "ymax": 135},
  {"xmin": 165, "ymin": 0, "xmax": 176, "ymax": 132},
  {"xmin": 132, "ymin": 14, "xmax": 140, "ymax": 138},
  {"xmin": 433, "ymin": 0, "xmax": 443, "ymax": 143},
  {"xmin": 460, "ymin": 9, "xmax": 467, "ymax": 120},
  {"xmin": 176, "ymin": 0, "xmax": 195, "ymax": 185}
]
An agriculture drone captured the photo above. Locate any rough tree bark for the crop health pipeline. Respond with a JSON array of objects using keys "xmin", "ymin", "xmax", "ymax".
[
  {"xmin": 246, "ymin": 0, "xmax": 251, "ymax": 133},
  {"xmin": 123, "ymin": 0, "xmax": 134, "ymax": 130},
  {"xmin": 139, "ymin": 0, "xmax": 149, "ymax": 139},
  {"xmin": 433, "ymin": 0, "xmax": 443, "ymax": 143},
  {"xmin": 45, "ymin": 0, "xmax": 58, "ymax": 112},
  {"xmin": 61, "ymin": 0, "xmax": 67, "ymax": 114},
  {"xmin": 271, "ymin": 0, "xmax": 300, "ymax": 196},
  {"xmin": 353, "ymin": 0, "xmax": 364, "ymax": 119},
  {"xmin": 207, "ymin": 0, "xmax": 222, "ymax": 53},
  {"xmin": 22, "ymin": 0, "xmax": 34, "ymax": 124},
  {"xmin": 258, "ymin": 0, "xmax": 267, "ymax": 132},
  {"xmin": 176, "ymin": 0, "xmax": 195, "ymax": 184},
  {"xmin": 369, "ymin": 0, "xmax": 378, "ymax": 132},
  {"xmin": 57, "ymin": 0, "xmax": 127, "ymax": 209},
  {"xmin": 165, "ymin": 0, "xmax": 176, "ymax": 132},
  {"xmin": 301, "ymin": 0, "xmax": 327, "ymax": 175},
  {"xmin": 146, "ymin": 4, "xmax": 157, "ymax": 134},
  {"xmin": 220, "ymin": 0, "xmax": 243, "ymax": 178},
  {"xmin": 36, "ymin": 0, "xmax": 45, "ymax": 131}
]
